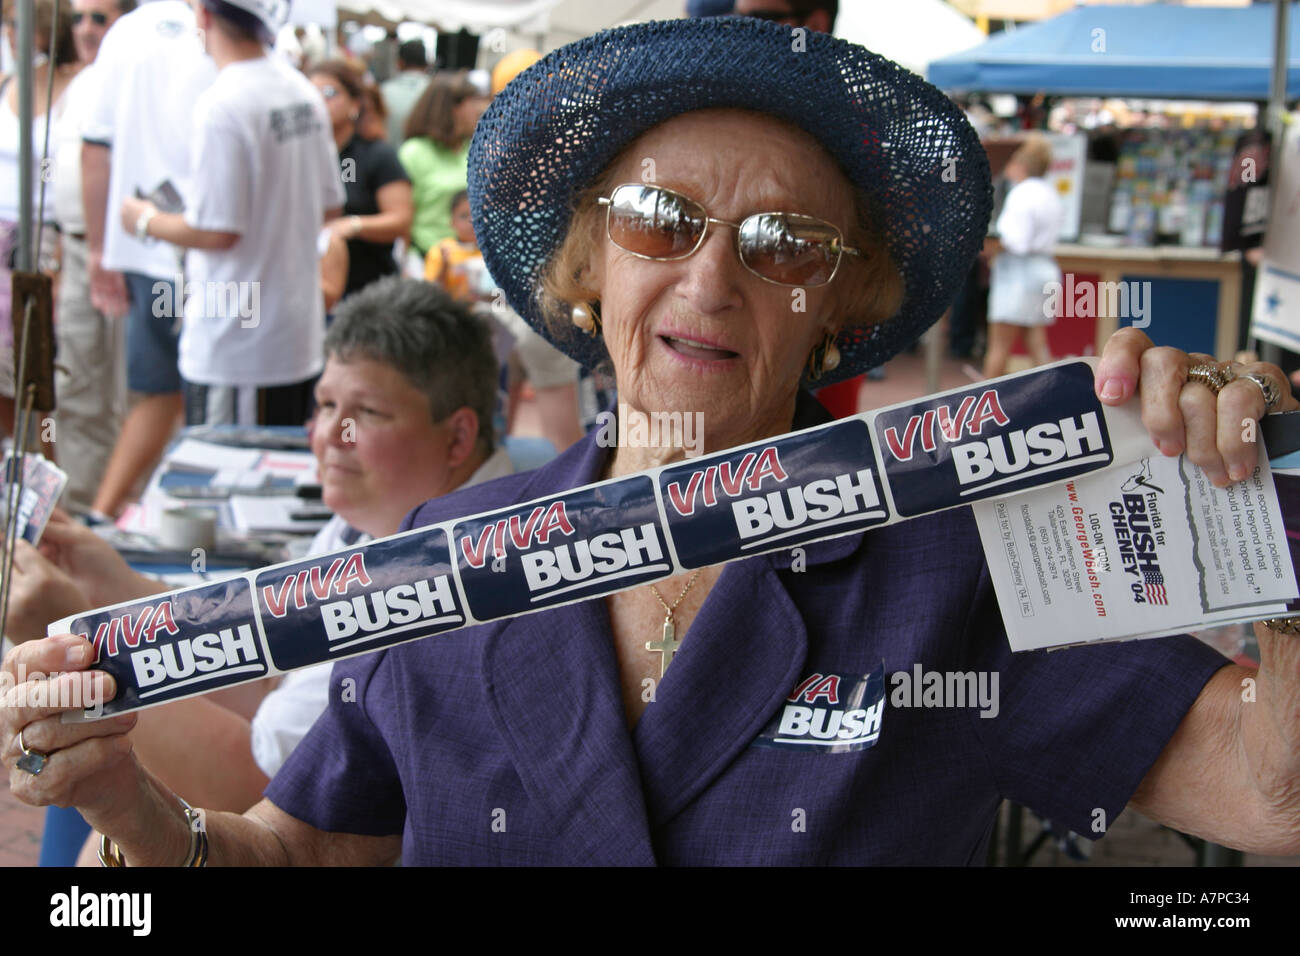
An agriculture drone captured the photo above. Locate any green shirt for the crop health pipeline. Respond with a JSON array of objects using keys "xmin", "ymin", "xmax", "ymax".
[{"xmin": 398, "ymin": 137, "xmax": 470, "ymax": 254}]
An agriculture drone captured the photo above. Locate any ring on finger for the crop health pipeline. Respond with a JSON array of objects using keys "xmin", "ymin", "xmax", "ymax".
[
  {"xmin": 1258, "ymin": 615, "xmax": 1300, "ymax": 635},
  {"xmin": 1187, "ymin": 363, "xmax": 1233, "ymax": 395},
  {"xmin": 15, "ymin": 728, "xmax": 50, "ymax": 776},
  {"xmin": 1232, "ymin": 371, "xmax": 1284, "ymax": 413}
]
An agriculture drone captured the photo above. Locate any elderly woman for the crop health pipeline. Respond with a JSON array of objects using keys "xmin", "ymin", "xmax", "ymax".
[{"xmin": 4, "ymin": 18, "xmax": 1300, "ymax": 866}]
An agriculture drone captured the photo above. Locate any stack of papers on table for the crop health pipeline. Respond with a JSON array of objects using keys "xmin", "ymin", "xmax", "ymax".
[{"xmin": 229, "ymin": 496, "xmax": 330, "ymax": 534}]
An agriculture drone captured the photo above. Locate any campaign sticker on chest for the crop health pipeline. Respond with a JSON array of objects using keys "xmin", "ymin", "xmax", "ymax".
[
  {"xmin": 452, "ymin": 476, "xmax": 670, "ymax": 619},
  {"xmin": 874, "ymin": 360, "xmax": 1114, "ymax": 517},
  {"xmin": 256, "ymin": 527, "xmax": 462, "ymax": 671},
  {"xmin": 69, "ymin": 577, "xmax": 267, "ymax": 717},
  {"xmin": 659, "ymin": 419, "xmax": 887, "ymax": 568},
  {"xmin": 754, "ymin": 665, "xmax": 886, "ymax": 753}
]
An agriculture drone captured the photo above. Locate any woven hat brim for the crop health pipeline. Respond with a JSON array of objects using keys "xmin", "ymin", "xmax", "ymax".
[{"xmin": 469, "ymin": 16, "xmax": 992, "ymax": 387}]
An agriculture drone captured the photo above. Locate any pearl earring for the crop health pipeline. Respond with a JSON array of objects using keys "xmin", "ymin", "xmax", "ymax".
[
  {"xmin": 807, "ymin": 330, "xmax": 840, "ymax": 381},
  {"xmin": 823, "ymin": 335, "xmax": 841, "ymax": 373},
  {"xmin": 572, "ymin": 302, "xmax": 602, "ymax": 337}
]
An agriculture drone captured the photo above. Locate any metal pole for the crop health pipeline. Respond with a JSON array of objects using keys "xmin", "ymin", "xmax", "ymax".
[
  {"xmin": 15, "ymin": 0, "xmax": 34, "ymax": 273},
  {"xmin": 1258, "ymin": 0, "xmax": 1289, "ymax": 366},
  {"xmin": 1257, "ymin": 0, "xmax": 1290, "ymax": 367},
  {"xmin": 1269, "ymin": 0, "xmax": 1290, "ymax": 143}
]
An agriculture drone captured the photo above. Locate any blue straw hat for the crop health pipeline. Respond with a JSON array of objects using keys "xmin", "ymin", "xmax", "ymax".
[{"xmin": 469, "ymin": 16, "xmax": 992, "ymax": 387}]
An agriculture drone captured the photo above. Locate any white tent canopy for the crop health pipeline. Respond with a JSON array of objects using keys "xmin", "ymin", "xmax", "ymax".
[
  {"xmin": 289, "ymin": 0, "xmax": 338, "ymax": 28},
  {"xmin": 835, "ymin": 0, "xmax": 985, "ymax": 77},
  {"xmin": 334, "ymin": 0, "xmax": 560, "ymax": 32},
  {"xmin": 545, "ymin": 0, "xmax": 683, "ymax": 50},
  {"xmin": 319, "ymin": 0, "xmax": 986, "ymax": 69}
]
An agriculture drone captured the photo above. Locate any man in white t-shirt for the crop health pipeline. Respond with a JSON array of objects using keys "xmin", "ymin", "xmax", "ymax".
[
  {"xmin": 120, "ymin": 0, "xmax": 344, "ymax": 427},
  {"xmin": 80, "ymin": 0, "xmax": 216, "ymax": 518}
]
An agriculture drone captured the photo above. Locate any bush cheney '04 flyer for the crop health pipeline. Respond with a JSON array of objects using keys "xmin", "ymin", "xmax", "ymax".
[
  {"xmin": 52, "ymin": 358, "xmax": 1297, "ymax": 720},
  {"xmin": 974, "ymin": 444, "xmax": 1297, "ymax": 651}
]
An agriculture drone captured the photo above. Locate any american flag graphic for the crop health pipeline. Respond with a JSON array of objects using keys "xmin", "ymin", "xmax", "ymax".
[{"xmin": 1143, "ymin": 566, "xmax": 1168, "ymax": 605}]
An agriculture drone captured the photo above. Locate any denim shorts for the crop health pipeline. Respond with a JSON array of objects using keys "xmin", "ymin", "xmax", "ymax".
[{"xmin": 124, "ymin": 271, "xmax": 182, "ymax": 394}]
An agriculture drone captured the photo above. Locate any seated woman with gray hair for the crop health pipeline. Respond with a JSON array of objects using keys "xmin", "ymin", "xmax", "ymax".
[
  {"xmin": 5, "ymin": 277, "xmax": 509, "ymax": 851},
  {"xmin": 5, "ymin": 18, "xmax": 1300, "ymax": 867}
]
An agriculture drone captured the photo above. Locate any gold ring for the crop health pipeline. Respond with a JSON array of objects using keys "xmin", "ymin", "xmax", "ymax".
[
  {"xmin": 1186, "ymin": 363, "xmax": 1232, "ymax": 395},
  {"xmin": 1258, "ymin": 616, "xmax": 1300, "ymax": 635}
]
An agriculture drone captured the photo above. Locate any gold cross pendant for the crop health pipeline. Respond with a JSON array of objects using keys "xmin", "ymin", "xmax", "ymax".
[{"xmin": 645, "ymin": 616, "xmax": 681, "ymax": 678}]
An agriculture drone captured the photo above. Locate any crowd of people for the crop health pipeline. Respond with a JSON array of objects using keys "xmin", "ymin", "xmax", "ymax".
[
  {"xmin": 1, "ymin": 0, "xmax": 580, "ymax": 522},
  {"xmin": 1, "ymin": 0, "xmax": 1298, "ymax": 869},
  {"xmin": 0, "ymin": 0, "xmax": 583, "ymax": 863}
]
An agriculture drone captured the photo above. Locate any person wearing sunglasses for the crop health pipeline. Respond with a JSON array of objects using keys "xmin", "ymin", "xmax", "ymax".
[
  {"xmin": 69, "ymin": 0, "xmax": 130, "ymax": 65},
  {"xmin": 307, "ymin": 59, "xmax": 413, "ymax": 301},
  {"xmin": 7, "ymin": 18, "xmax": 1300, "ymax": 869}
]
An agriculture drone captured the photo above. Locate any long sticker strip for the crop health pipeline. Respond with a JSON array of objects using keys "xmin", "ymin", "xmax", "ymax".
[{"xmin": 54, "ymin": 359, "xmax": 1213, "ymax": 719}]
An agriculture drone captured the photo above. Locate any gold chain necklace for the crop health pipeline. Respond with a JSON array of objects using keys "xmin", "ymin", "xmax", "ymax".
[{"xmin": 644, "ymin": 570, "xmax": 703, "ymax": 677}]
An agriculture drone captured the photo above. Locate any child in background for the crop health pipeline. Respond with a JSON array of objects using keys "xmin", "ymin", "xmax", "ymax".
[
  {"xmin": 425, "ymin": 188, "xmax": 584, "ymax": 454},
  {"xmin": 425, "ymin": 190, "xmax": 491, "ymax": 303}
]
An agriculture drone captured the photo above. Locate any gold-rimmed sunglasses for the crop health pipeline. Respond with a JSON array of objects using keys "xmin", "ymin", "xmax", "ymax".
[{"xmin": 596, "ymin": 183, "xmax": 863, "ymax": 288}]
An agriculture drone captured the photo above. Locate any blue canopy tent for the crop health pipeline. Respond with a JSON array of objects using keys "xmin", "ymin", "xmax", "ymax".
[{"xmin": 928, "ymin": 2, "xmax": 1300, "ymax": 101}]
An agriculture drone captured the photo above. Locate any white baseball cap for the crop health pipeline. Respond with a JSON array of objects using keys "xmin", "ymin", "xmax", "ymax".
[{"xmin": 208, "ymin": 0, "xmax": 291, "ymax": 40}]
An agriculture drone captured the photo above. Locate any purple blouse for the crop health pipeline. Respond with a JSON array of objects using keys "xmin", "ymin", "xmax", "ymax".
[{"xmin": 266, "ymin": 394, "xmax": 1230, "ymax": 864}]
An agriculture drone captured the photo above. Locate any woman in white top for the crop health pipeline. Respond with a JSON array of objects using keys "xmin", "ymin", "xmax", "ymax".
[
  {"xmin": 0, "ymin": 0, "xmax": 79, "ymax": 420},
  {"xmin": 983, "ymin": 135, "xmax": 1065, "ymax": 379}
]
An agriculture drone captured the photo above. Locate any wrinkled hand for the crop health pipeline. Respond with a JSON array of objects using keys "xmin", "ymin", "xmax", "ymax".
[
  {"xmin": 1095, "ymin": 328, "xmax": 1299, "ymax": 487},
  {"xmin": 2, "ymin": 635, "xmax": 137, "ymax": 820},
  {"xmin": 38, "ymin": 510, "xmax": 160, "ymax": 609},
  {"xmin": 87, "ymin": 252, "xmax": 127, "ymax": 318},
  {"xmin": 6, "ymin": 540, "xmax": 90, "ymax": 644}
]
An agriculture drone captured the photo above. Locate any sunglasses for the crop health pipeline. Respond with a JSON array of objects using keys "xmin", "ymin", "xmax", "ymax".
[
  {"xmin": 597, "ymin": 183, "xmax": 862, "ymax": 288},
  {"xmin": 72, "ymin": 11, "xmax": 109, "ymax": 25}
]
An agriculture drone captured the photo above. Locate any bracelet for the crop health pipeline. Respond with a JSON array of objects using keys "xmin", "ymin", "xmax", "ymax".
[
  {"xmin": 134, "ymin": 207, "xmax": 157, "ymax": 241},
  {"xmin": 350, "ymin": 215, "xmax": 363, "ymax": 238},
  {"xmin": 99, "ymin": 793, "xmax": 209, "ymax": 867},
  {"xmin": 1257, "ymin": 616, "xmax": 1300, "ymax": 635}
]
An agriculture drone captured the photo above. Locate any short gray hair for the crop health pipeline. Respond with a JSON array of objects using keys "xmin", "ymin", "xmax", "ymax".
[{"xmin": 324, "ymin": 277, "xmax": 498, "ymax": 456}]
